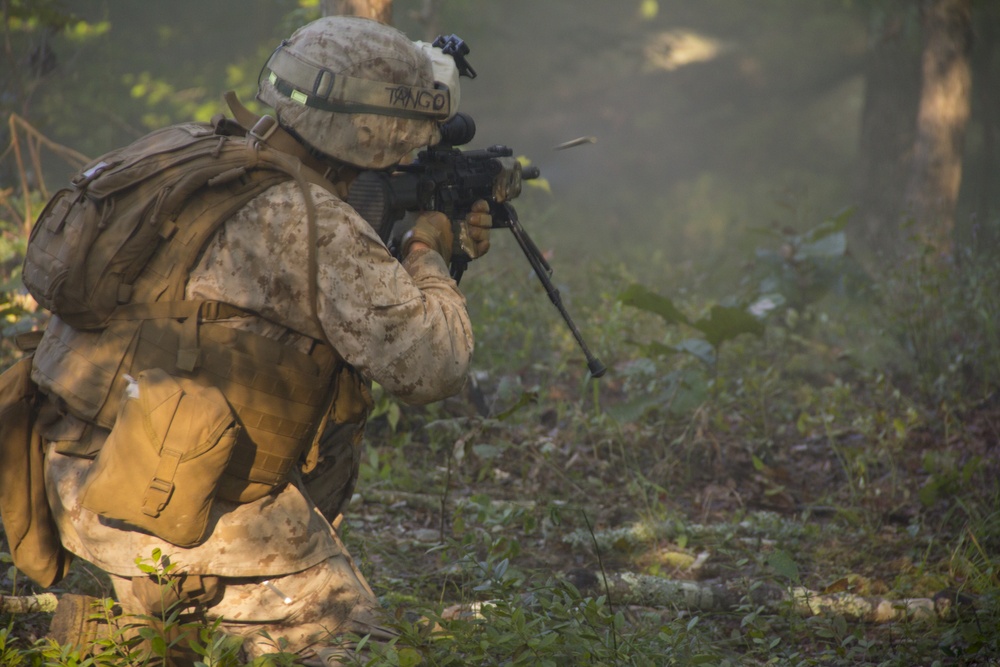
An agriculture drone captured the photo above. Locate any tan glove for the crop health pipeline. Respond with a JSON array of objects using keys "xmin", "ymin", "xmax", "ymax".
[
  {"xmin": 462, "ymin": 199, "xmax": 493, "ymax": 259},
  {"xmin": 401, "ymin": 210, "xmax": 453, "ymax": 259}
]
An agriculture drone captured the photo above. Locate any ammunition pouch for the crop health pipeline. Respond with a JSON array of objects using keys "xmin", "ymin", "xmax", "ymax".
[{"xmin": 79, "ymin": 368, "xmax": 240, "ymax": 547}]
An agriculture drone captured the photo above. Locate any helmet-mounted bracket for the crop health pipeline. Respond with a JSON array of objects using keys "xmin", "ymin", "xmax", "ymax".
[{"xmin": 432, "ymin": 34, "xmax": 477, "ymax": 79}]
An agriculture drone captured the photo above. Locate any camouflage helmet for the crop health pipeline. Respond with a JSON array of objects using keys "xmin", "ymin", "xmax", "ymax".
[{"xmin": 257, "ymin": 16, "xmax": 460, "ymax": 169}]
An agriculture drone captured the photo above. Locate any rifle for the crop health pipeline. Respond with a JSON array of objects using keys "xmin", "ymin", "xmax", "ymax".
[{"xmin": 346, "ymin": 110, "xmax": 606, "ymax": 379}]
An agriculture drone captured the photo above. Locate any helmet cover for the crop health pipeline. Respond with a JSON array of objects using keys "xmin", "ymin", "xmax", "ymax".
[{"xmin": 258, "ymin": 16, "xmax": 458, "ymax": 169}]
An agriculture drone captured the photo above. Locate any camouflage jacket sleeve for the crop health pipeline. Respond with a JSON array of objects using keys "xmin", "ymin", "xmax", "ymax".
[{"xmin": 187, "ymin": 180, "xmax": 472, "ymax": 405}]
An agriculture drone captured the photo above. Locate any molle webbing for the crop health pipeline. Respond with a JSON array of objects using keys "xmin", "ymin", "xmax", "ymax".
[
  {"xmin": 31, "ymin": 317, "xmax": 142, "ymax": 427},
  {"xmin": 132, "ymin": 318, "xmax": 340, "ymax": 492},
  {"xmin": 32, "ymin": 312, "xmax": 342, "ymax": 498}
]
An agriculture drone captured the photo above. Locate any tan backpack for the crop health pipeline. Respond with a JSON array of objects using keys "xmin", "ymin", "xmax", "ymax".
[{"xmin": 23, "ymin": 112, "xmax": 302, "ymax": 330}]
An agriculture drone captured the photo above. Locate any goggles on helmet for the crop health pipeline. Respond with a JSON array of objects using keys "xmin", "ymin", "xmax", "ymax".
[{"xmin": 263, "ymin": 40, "xmax": 460, "ymax": 122}]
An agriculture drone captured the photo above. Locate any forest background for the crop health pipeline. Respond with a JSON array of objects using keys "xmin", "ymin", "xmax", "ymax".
[{"xmin": 1, "ymin": 0, "xmax": 999, "ymax": 665}]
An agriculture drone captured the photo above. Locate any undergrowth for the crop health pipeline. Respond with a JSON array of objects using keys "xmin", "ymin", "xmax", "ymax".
[{"xmin": 2, "ymin": 211, "xmax": 998, "ymax": 665}]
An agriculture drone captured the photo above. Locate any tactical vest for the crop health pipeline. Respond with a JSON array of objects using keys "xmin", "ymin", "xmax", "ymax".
[{"xmin": 25, "ymin": 95, "xmax": 370, "ymax": 502}]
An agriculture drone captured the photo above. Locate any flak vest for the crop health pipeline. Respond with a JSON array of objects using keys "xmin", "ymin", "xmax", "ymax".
[{"xmin": 25, "ymin": 94, "xmax": 371, "ymax": 504}]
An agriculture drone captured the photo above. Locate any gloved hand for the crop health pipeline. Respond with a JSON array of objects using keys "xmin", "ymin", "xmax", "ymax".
[
  {"xmin": 463, "ymin": 199, "xmax": 492, "ymax": 259},
  {"xmin": 401, "ymin": 210, "xmax": 453, "ymax": 260}
]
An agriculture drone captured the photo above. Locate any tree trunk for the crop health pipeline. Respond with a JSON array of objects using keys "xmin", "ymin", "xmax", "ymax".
[
  {"xmin": 968, "ymin": 4, "xmax": 1000, "ymax": 233},
  {"xmin": 321, "ymin": 0, "xmax": 393, "ymax": 23},
  {"xmin": 903, "ymin": 0, "xmax": 973, "ymax": 260},
  {"xmin": 850, "ymin": 0, "xmax": 922, "ymax": 272}
]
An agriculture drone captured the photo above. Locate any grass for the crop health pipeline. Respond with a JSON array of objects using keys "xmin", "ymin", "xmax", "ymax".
[{"xmin": 1, "ymin": 213, "xmax": 999, "ymax": 665}]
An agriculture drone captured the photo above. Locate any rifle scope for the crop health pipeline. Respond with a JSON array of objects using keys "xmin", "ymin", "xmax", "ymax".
[{"xmin": 439, "ymin": 112, "xmax": 477, "ymax": 147}]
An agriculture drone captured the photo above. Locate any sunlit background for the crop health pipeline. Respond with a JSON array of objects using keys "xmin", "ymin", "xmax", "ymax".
[{"xmin": 9, "ymin": 0, "xmax": 997, "ymax": 278}]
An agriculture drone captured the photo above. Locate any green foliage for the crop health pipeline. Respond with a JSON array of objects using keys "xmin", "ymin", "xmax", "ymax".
[
  {"xmin": 4, "ymin": 1, "xmax": 298, "ymax": 164},
  {"xmin": 747, "ymin": 206, "xmax": 859, "ymax": 312},
  {"xmin": 611, "ymin": 211, "xmax": 854, "ymax": 426},
  {"xmin": 0, "ymin": 193, "xmax": 47, "ymax": 369},
  {"xmin": 0, "ymin": 550, "xmax": 305, "ymax": 665},
  {"xmin": 878, "ymin": 221, "xmax": 1000, "ymax": 401},
  {"xmin": 1, "ymin": 1, "xmax": 99, "ymax": 36},
  {"xmin": 364, "ymin": 538, "xmax": 719, "ymax": 667},
  {"xmin": 0, "ymin": 623, "xmax": 27, "ymax": 666},
  {"xmin": 369, "ymin": 382, "xmax": 404, "ymax": 433}
]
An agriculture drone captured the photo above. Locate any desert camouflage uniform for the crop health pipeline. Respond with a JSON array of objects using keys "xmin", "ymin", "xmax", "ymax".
[{"xmin": 44, "ymin": 179, "xmax": 473, "ymax": 662}]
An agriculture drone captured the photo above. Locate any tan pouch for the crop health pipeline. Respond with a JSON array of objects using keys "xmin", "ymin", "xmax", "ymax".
[
  {"xmin": 0, "ymin": 355, "xmax": 73, "ymax": 587},
  {"xmin": 79, "ymin": 368, "xmax": 239, "ymax": 547},
  {"xmin": 302, "ymin": 366, "xmax": 373, "ymax": 519}
]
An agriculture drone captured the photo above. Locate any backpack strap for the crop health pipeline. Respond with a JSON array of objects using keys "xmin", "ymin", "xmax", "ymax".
[
  {"xmin": 220, "ymin": 91, "xmax": 347, "ymax": 347},
  {"xmin": 222, "ymin": 91, "xmax": 317, "ymax": 166}
]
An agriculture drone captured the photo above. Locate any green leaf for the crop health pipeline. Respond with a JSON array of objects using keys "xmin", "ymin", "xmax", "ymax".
[
  {"xmin": 918, "ymin": 480, "xmax": 939, "ymax": 507},
  {"xmin": 791, "ymin": 209, "xmax": 852, "ymax": 260},
  {"xmin": 795, "ymin": 230, "xmax": 846, "ymax": 261},
  {"xmin": 825, "ymin": 206, "xmax": 855, "ymax": 232},
  {"xmin": 398, "ymin": 647, "xmax": 423, "ymax": 667},
  {"xmin": 633, "ymin": 340, "xmax": 679, "ymax": 359},
  {"xmin": 670, "ymin": 377, "xmax": 709, "ymax": 415},
  {"xmin": 767, "ymin": 549, "xmax": 800, "ymax": 582},
  {"xmin": 472, "ymin": 443, "xmax": 503, "ymax": 460},
  {"xmin": 606, "ymin": 388, "xmax": 671, "ymax": 422},
  {"xmin": 748, "ymin": 293, "xmax": 786, "ymax": 318},
  {"xmin": 619, "ymin": 283, "xmax": 691, "ymax": 326},
  {"xmin": 674, "ymin": 338, "xmax": 716, "ymax": 366},
  {"xmin": 150, "ymin": 636, "xmax": 167, "ymax": 656},
  {"xmin": 495, "ymin": 391, "xmax": 539, "ymax": 420},
  {"xmin": 692, "ymin": 305, "xmax": 765, "ymax": 348},
  {"xmin": 387, "ymin": 402, "xmax": 401, "ymax": 432}
]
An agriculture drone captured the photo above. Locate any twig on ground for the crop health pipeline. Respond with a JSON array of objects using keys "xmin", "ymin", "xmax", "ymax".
[
  {"xmin": 572, "ymin": 570, "xmax": 967, "ymax": 624},
  {"xmin": 0, "ymin": 592, "xmax": 59, "ymax": 614}
]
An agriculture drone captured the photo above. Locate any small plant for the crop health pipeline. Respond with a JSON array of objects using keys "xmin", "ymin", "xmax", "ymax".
[
  {"xmin": 371, "ymin": 536, "xmax": 711, "ymax": 667},
  {"xmin": 879, "ymin": 215, "xmax": 1000, "ymax": 401}
]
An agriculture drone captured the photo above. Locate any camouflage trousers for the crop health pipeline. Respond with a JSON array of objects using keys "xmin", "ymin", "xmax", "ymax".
[{"xmin": 111, "ymin": 545, "xmax": 396, "ymax": 666}]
